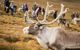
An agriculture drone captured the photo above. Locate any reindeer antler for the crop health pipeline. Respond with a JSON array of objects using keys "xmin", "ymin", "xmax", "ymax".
[
  {"xmin": 25, "ymin": 2, "xmax": 68, "ymax": 25},
  {"xmin": 24, "ymin": 7, "xmax": 40, "ymax": 24},
  {"xmin": 37, "ymin": 2, "xmax": 55, "ymax": 23},
  {"xmin": 40, "ymin": 4, "xmax": 68, "ymax": 24},
  {"xmin": 42, "ymin": 2, "xmax": 54, "ymax": 22}
]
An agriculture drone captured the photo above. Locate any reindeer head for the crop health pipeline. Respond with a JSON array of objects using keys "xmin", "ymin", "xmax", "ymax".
[
  {"xmin": 24, "ymin": 2, "xmax": 68, "ymax": 35},
  {"xmin": 27, "ymin": 23, "xmax": 45, "ymax": 35}
]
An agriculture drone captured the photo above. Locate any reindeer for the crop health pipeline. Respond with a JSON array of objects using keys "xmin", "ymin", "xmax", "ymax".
[{"xmin": 23, "ymin": 2, "xmax": 78, "ymax": 50}]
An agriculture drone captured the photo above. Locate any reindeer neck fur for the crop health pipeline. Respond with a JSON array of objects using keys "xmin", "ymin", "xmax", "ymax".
[{"xmin": 35, "ymin": 26, "xmax": 63, "ymax": 45}]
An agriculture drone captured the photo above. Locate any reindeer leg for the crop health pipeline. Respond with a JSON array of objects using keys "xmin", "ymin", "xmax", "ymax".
[
  {"xmin": 36, "ymin": 37, "xmax": 49, "ymax": 50},
  {"xmin": 46, "ymin": 43, "xmax": 55, "ymax": 50},
  {"xmin": 48, "ymin": 45, "xmax": 65, "ymax": 50},
  {"xmin": 51, "ymin": 43, "xmax": 65, "ymax": 50},
  {"xmin": 54, "ymin": 45, "xmax": 65, "ymax": 50},
  {"xmin": 57, "ymin": 48, "xmax": 65, "ymax": 50}
]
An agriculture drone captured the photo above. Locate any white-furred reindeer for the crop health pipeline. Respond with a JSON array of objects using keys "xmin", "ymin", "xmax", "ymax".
[{"xmin": 23, "ymin": 2, "xmax": 80, "ymax": 50}]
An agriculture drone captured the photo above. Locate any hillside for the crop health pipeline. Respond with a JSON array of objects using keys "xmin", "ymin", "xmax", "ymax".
[{"xmin": 0, "ymin": 0, "xmax": 80, "ymax": 50}]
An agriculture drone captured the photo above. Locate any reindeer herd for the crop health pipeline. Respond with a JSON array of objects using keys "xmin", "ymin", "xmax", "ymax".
[{"xmin": 23, "ymin": 2, "xmax": 80, "ymax": 50}]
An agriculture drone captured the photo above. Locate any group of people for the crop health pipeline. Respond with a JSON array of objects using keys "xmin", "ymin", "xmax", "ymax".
[
  {"xmin": 19, "ymin": 2, "xmax": 45, "ymax": 20},
  {"xmin": 3, "ymin": 0, "xmax": 80, "ymax": 25},
  {"xmin": 49, "ymin": 10, "xmax": 80, "ymax": 26},
  {"xmin": 4, "ymin": 0, "xmax": 45, "ymax": 16}
]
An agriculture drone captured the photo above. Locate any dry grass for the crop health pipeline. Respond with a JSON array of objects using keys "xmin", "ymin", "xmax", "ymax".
[
  {"xmin": 0, "ymin": 15, "xmax": 44, "ymax": 50},
  {"xmin": 0, "ymin": 0, "xmax": 80, "ymax": 50}
]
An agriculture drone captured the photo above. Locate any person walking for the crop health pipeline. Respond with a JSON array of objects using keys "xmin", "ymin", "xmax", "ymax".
[
  {"xmin": 4, "ymin": 0, "xmax": 10, "ymax": 13},
  {"xmin": 22, "ymin": 3, "xmax": 28, "ymax": 13},
  {"xmin": 10, "ymin": 1, "xmax": 16, "ymax": 15}
]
